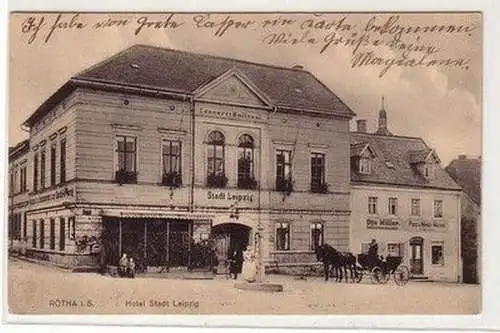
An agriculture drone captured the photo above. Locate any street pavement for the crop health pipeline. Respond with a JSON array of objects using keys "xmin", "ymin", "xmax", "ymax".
[{"xmin": 7, "ymin": 258, "xmax": 480, "ymax": 315}]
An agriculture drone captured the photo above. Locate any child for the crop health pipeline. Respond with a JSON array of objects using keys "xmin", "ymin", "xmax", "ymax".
[{"xmin": 118, "ymin": 253, "xmax": 128, "ymax": 277}]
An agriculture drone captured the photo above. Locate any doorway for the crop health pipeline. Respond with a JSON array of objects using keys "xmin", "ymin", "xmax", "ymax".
[
  {"xmin": 409, "ymin": 236, "xmax": 424, "ymax": 275},
  {"xmin": 210, "ymin": 223, "xmax": 251, "ymax": 273}
]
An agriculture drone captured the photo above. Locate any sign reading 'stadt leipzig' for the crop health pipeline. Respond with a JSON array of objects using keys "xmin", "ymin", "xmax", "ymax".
[{"xmin": 207, "ymin": 191, "xmax": 254, "ymax": 203}]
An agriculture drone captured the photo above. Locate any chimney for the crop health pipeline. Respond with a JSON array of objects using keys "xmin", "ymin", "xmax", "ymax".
[
  {"xmin": 356, "ymin": 119, "xmax": 367, "ymax": 133},
  {"xmin": 292, "ymin": 64, "xmax": 304, "ymax": 70},
  {"xmin": 459, "ymin": 154, "xmax": 467, "ymax": 160}
]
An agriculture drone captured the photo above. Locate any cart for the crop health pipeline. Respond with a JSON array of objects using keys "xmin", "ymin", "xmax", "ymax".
[{"xmin": 355, "ymin": 254, "xmax": 410, "ymax": 286}]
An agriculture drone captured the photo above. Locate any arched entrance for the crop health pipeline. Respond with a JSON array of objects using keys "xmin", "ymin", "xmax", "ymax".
[
  {"xmin": 409, "ymin": 236, "xmax": 424, "ymax": 275},
  {"xmin": 210, "ymin": 223, "xmax": 251, "ymax": 274}
]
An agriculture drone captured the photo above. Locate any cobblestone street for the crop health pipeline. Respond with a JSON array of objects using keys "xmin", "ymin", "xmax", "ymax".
[{"xmin": 7, "ymin": 258, "xmax": 480, "ymax": 315}]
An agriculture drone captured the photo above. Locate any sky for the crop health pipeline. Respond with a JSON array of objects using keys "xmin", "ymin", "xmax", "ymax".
[{"xmin": 8, "ymin": 12, "xmax": 482, "ymax": 166}]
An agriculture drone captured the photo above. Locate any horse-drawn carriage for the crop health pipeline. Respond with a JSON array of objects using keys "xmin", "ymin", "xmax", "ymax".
[
  {"xmin": 355, "ymin": 253, "xmax": 410, "ymax": 286},
  {"xmin": 315, "ymin": 244, "xmax": 410, "ymax": 286}
]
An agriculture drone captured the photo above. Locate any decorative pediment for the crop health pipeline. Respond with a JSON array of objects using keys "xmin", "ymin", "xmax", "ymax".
[{"xmin": 194, "ymin": 68, "xmax": 272, "ymax": 109}]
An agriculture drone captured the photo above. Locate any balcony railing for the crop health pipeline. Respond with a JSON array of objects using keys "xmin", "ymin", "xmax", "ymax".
[
  {"xmin": 162, "ymin": 172, "xmax": 182, "ymax": 188},
  {"xmin": 237, "ymin": 176, "xmax": 258, "ymax": 190},
  {"xmin": 276, "ymin": 177, "xmax": 294, "ymax": 194},
  {"xmin": 206, "ymin": 173, "xmax": 228, "ymax": 188},
  {"xmin": 311, "ymin": 182, "xmax": 329, "ymax": 194},
  {"xmin": 115, "ymin": 170, "xmax": 137, "ymax": 184}
]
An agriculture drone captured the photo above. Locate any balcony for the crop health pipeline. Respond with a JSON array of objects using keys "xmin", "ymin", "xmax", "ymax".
[
  {"xmin": 206, "ymin": 173, "xmax": 228, "ymax": 188},
  {"xmin": 115, "ymin": 170, "xmax": 137, "ymax": 184}
]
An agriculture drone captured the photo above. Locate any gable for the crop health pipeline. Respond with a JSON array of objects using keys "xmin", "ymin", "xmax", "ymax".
[{"xmin": 194, "ymin": 70, "xmax": 270, "ymax": 108}]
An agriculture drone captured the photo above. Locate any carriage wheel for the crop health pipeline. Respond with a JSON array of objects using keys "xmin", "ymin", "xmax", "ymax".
[
  {"xmin": 354, "ymin": 268, "xmax": 363, "ymax": 283},
  {"xmin": 371, "ymin": 266, "xmax": 384, "ymax": 284},
  {"xmin": 394, "ymin": 265, "xmax": 410, "ymax": 286}
]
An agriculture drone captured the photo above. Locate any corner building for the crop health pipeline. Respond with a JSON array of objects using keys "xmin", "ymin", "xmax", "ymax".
[
  {"xmin": 350, "ymin": 107, "xmax": 462, "ymax": 282},
  {"xmin": 15, "ymin": 45, "xmax": 355, "ymax": 271}
]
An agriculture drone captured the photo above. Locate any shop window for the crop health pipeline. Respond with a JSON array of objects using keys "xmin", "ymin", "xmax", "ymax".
[
  {"xmin": 50, "ymin": 143, "xmax": 57, "ymax": 187},
  {"xmin": 434, "ymin": 200, "xmax": 443, "ymax": 218},
  {"xmin": 33, "ymin": 153, "xmax": 39, "ymax": 192},
  {"xmin": 115, "ymin": 135, "xmax": 137, "ymax": 184},
  {"xmin": 311, "ymin": 153, "xmax": 327, "ymax": 193},
  {"xmin": 60, "ymin": 138, "xmax": 66, "ymax": 183},
  {"xmin": 59, "ymin": 217, "xmax": 65, "ymax": 251},
  {"xmin": 431, "ymin": 242, "xmax": 444, "ymax": 266},
  {"xmin": 411, "ymin": 198, "xmax": 421, "ymax": 216},
  {"xmin": 162, "ymin": 140, "xmax": 182, "ymax": 187},
  {"xmin": 388, "ymin": 197, "xmax": 398, "ymax": 215},
  {"xmin": 49, "ymin": 218, "xmax": 56, "ymax": 250},
  {"xmin": 310, "ymin": 222, "xmax": 324, "ymax": 250},
  {"xmin": 32, "ymin": 220, "xmax": 37, "ymax": 248},
  {"xmin": 275, "ymin": 222, "xmax": 290, "ymax": 251},
  {"xmin": 368, "ymin": 196, "xmax": 378, "ymax": 214},
  {"xmin": 206, "ymin": 131, "xmax": 227, "ymax": 188},
  {"xmin": 40, "ymin": 149, "xmax": 46, "ymax": 190},
  {"xmin": 237, "ymin": 134, "xmax": 256, "ymax": 189},
  {"xmin": 23, "ymin": 213, "xmax": 27, "ymax": 240},
  {"xmin": 39, "ymin": 220, "xmax": 45, "ymax": 249},
  {"xmin": 276, "ymin": 149, "xmax": 293, "ymax": 192},
  {"xmin": 387, "ymin": 243, "xmax": 401, "ymax": 257}
]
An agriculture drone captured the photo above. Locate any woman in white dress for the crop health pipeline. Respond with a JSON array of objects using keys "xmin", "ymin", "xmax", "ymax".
[{"xmin": 241, "ymin": 246, "xmax": 257, "ymax": 282}]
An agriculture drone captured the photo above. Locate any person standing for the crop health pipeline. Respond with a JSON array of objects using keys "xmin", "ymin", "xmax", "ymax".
[
  {"xmin": 368, "ymin": 239, "xmax": 379, "ymax": 261},
  {"xmin": 127, "ymin": 257, "xmax": 136, "ymax": 278},
  {"xmin": 118, "ymin": 253, "xmax": 128, "ymax": 277}
]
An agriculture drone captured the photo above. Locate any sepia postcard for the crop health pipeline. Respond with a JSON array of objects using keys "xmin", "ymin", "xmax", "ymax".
[{"xmin": 4, "ymin": 9, "xmax": 488, "ymax": 328}]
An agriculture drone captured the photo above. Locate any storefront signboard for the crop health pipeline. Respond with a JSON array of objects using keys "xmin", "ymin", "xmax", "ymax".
[{"xmin": 366, "ymin": 218, "xmax": 400, "ymax": 230}]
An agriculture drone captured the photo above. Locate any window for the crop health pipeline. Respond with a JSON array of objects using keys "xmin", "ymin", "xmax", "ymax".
[
  {"xmin": 162, "ymin": 140, "xmax": 182, "ymax": 187},
  {"xmin": 206, "ymin": 131, "xmax": 226, "ymax": 188},
  {"xmin": 32, "ymin": 220, "xmax": 37, "ymax": 248},
  {"xmin": 49, "ymin": 219, "xmax": 55, "ymax": 250},
  {"xmin": 411, "ymin": 198, "xmax": 421, "ymax": 216},
  {"xmin": 60, "ymin": 138, "xmax": 66, "ymax": 183},
  {"xmin": 40, "ymin": 150, "xmax": 46, "ymax": 189},
  {"xmin": 23, "ymin": 213, "xmax": 27, "ymax": 240},
  {"xmin": 39, "ymin": 220, "xmax": 45, "ymax": 249},
  {"xmin": 388, "ymin": 197, "xmax": 398, "ymax": 215},
  {"xmin": 14, "ymin": 169, "xmax": 19, "ymax": 193},
  {"xmin": 59, "ymin": 217, "xmax": 65, "ymax": 251},
  {"xmin": 310, "ymin": 223, "xmax": 324, "ymax": 250},
  {"xmin": 311, "ymin": 153, "xmax": 326, "ymax": 193},
  {"xmin": 275, "ymin": 222, "xmax": 290, "ymax": 250},
  {"xmin": 20, "ymin": 166, "xmax": 27, "ymax": 192},
  {"xmin": 359, "ymin": 157, "xmax": 372, "ymax": 174},
  {"xmin": 434, "ymin": 200, "xmax": 443, "ymax": 218},
  {"xmin": 9, "ymin": 172, "xmax": 14, "ymax": 195},
  {"xmin": 237, "ymin": 134, "xmax": 256, "ymax": 189},
  {"xmin": 431, "ymin": 242, "xmax": 444, "ymax": 265},
  {"xmin": 115, "ymin": 135, "xmax": 137, "ymax": 184},
  {"xmin": 50, "ymin": 143, "xmax": 56, "ymax": 186},
  {"xmin": 33, "ymin": 153, "xmax": 39, "ymax": 192},
  {"xmin": 276, "ymin": 149, "xmax": 293, "ymax": 192},
  {"xmin": 68, "ymin": 216, "xmax": 76, "ymax": 240},
  {"xmin": 368, "ymin": 196, "xmax": 378, "ymax": 214},
  {"xmin": 387, "ymin": 243, "xmax": 401, "ymax": 257}
]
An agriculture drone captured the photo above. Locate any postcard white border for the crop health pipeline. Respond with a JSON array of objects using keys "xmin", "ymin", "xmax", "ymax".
[{"xmin": 2, "ymin": 0, "xmax": 499, "ymax": 331}]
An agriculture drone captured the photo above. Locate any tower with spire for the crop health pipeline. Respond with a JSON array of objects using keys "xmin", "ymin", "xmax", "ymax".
[{"xmin": 375, "ymin": 96, "xmax": 393, "ymax": 136}]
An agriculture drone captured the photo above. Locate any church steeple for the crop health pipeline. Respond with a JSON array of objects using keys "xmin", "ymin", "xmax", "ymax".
[{"xmin": 375, "ymin": 96, "xmax": 393, "ymax": 136}]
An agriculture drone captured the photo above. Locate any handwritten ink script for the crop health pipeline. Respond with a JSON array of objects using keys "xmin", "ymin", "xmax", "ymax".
[{"xmin": 19, "ymin": 13, "xmax": 477, "ymax": 78}]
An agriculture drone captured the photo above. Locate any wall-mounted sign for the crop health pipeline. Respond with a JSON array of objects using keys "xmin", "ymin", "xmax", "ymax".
[
  {"xmin": 199, "ymin": 107, "xmax": 262, "ymax": 121},
  {"xmin": 207, "ymin": 191, "xmax": 255, "ymax": 203},
  {"xmin": 28, "ymin": 187, "xmax": 75, "ymax": 205},
  {"xmin": 406, "ymin": 219, "xmax": 447, "ymax": 232},
  {"xmin": 366, "ymin": 218, "xmax": 400, "ymax": 230}
]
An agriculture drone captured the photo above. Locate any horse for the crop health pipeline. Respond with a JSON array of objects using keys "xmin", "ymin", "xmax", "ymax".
[{"xmin": 315, "ymin": 244, "xmax": 357, "ymax": 283}]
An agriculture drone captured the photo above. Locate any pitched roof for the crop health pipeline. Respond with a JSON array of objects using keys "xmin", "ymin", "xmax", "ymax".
[
  {"xmin": 445, "ymin": 157, "xmax": 481, "ymax": 204},
  {"xmin": 351, "ymin": 132, "xmax": 461, "ymax": 191},
  {"xmin": 23, "ymin": 45, "xmax": 355, "ymax": 127}
]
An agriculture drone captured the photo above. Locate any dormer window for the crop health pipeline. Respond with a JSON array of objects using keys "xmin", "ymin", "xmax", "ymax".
[
  {"xmin": 409, "ymin": 149, "xmax": 440, "ymax": 180},
  {"xmin": 351, "ymin": 142, "xmax": 376, "ymax": 175},
  {"xmin": 359, "ymin": 157, "xmax": 372, "ymax": 174}
]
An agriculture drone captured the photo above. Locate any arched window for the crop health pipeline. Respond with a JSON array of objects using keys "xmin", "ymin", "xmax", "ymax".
[
  {"xmin": 207, "ymin": 131, "xmax": 226, "ymax": 188},
  {"xmin": 237, "ymin": 134, "xmax": 256, "ymax": 189}
]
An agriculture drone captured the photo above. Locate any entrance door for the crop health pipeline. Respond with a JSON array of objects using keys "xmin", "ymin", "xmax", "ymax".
[
  {"xmin": 168, "ymin": 221, "xmax": 192, "ymax": 267},
  {"xmin": 409, "ymin": 237, "xmax": 424, "ymax": 275},
  {"xmin": 210, "ymin": 223, "xmax": 251, "ymax": 274}
]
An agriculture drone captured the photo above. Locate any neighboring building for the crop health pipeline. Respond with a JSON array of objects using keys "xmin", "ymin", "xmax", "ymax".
[
  {"xmin": 350, "ymin": 103, "xmax": 463, "ymax": 282},
  {"xmin": 8, "ymin": 140, "xmax": 30, "ymax": 255},
  {"xmin": 446, "ymin": 155, "xmax": 481, "ymax": 284},
  {"xmin": 11, "ymin": 45, "xmax": 355, "ymax": 271}
]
